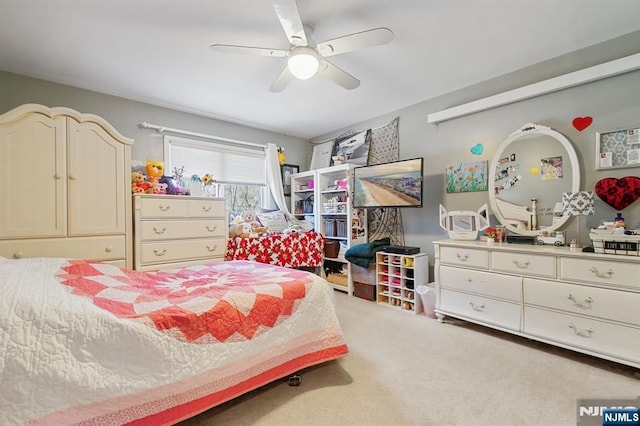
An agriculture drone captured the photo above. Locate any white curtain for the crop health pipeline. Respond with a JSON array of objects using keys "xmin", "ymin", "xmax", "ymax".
[{"xmin": 265, "ymin": 143, "xmax": 292, "ymax": 218}]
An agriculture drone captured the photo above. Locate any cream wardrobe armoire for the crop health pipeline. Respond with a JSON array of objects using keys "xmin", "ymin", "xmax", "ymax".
[{"xmin": 0, "ymin": 104, "xmax": 133, "ymax": 267}]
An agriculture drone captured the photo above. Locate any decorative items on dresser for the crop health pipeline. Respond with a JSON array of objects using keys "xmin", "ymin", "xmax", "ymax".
[
  {"xmin": 433, "ymin": 240, "xmax": 640, "ymax": 369},
  {"xmin": 0, "ymin": 104, "xmax": 133, "ymax": 267},
  {"xmin": 133, "ymin": 194, "xmax": 227, "ymax": 271}
]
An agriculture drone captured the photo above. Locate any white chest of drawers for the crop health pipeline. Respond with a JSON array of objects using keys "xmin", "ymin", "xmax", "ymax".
[
  {"xmin": 434, "ymin": 240, "xmax": 640, "ymax": 369},
  {"xmin": 133, "ymin": 194, "xmax": 227, "ymax": 271}
]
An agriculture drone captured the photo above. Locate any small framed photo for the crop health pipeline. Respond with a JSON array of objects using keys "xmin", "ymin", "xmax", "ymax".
[{"xmin": 281, "ymin": 164, "xmax": 299, "ymax": 196}]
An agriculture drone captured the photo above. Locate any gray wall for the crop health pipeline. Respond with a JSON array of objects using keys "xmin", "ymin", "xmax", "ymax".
[
  {"xmin": 0, "ymin": 71, "xmax": 309, "ymax": 167},
  {"xmin": 314, "ymin": 31, "xmax": 640, "ymax": 266}
]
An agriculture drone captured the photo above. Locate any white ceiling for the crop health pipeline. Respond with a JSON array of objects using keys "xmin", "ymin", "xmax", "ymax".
[{"xmin": 1, "ymin": 0, "xmax": 640, "ymax": 139}]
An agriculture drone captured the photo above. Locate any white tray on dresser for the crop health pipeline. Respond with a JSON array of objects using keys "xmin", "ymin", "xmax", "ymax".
[{"xmin": 433, "ymin": 239, "xmax": 640, "ymax": 369}]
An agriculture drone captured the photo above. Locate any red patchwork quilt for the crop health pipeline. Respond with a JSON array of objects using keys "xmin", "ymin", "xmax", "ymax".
[
  {"xmin": 226, "ymin": 231, "xmax": 325, "ymax": 267},
  {"xmin": 57, "ymin": 260, "xmax": 312, "ymax": 343}
]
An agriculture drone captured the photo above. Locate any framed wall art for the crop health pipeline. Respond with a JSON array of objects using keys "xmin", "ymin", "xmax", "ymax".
[
  {"xmin": 445, "ymin": 160, "xmax": 488, "ymax": 193},
  {"xmin": 281, "ymin": 164, "xmax": 299, "ymax": 196},
  {"xmin": 596, "ymin": 126, "xmax": 640, "ymax": 170}
]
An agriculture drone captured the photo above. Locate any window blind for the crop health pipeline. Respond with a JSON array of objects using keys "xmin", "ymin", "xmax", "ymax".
[{"xmin": 163, "ymin": 135, "xmax": 266, "ymax": 186}]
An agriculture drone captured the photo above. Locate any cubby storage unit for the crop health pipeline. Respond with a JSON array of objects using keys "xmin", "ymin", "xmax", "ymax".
[
  {"xmin": 290, "ymin": 164, "xmax": 367, "ymax": 295},
  {"xmin": 376, "ymin": 251, "xmax": 429, "ymax": 313}
]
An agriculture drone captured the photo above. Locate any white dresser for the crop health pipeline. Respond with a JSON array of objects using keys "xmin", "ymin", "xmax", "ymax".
[
  {"xmin": 433, "ymin": 240, "xmax": 640, "ymax": 369},
  {"xmin": 133, "ymin": 194, "xmax": 227, "ymax": 271}
]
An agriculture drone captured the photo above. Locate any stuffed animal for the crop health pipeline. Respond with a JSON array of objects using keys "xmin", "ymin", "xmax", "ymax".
[
  {"xmin": 283, "ymin": 224, "xmax": 305, "ymax": 236},
  {"xmin": 229, "ymin": 222, "xmax": 252, "ymax": 238},
  {"xmin": 241, "ymin": 210, "xmax": 261, "ymax": 229},
  {"xmin": 131, "ymin": 171, "xmax": 152, "ymax": 194},
  {"xmin": 146, "ymin": 159, "xmax": 164, "ymax": 185},
  {"xmin": 151, "ymin": 182, "xmax": 168, "ymax": 195}
]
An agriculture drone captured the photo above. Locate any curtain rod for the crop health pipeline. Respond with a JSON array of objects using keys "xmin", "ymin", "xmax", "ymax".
[{"xmin": 138, "ymin": 122, "xmax": 267, "ymax": 150}]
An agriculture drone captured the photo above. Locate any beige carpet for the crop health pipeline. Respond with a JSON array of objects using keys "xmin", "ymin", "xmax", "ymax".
[{"xmin": 181, "ymin": 291, "xmax": 638, "ymax": 426}]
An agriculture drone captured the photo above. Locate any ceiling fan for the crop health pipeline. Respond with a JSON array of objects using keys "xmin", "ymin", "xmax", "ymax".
[{"xmin": 210, "ymin": 0, "xmax": 394, "ymax": 92}]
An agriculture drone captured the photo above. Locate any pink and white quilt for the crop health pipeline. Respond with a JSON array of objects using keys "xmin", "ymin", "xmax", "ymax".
[{"xmin": 0, "ymin": 257, "xmax": 348, "ymax": 425}]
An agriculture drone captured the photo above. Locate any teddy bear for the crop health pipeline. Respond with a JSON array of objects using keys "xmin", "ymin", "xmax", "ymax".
[
  {"xmin": 146, "ymin": 159, "xmax": 164, "ymax": 185},
  {"xmin": 283, "ymin": 224, "xmax": 305, "ymax": 236},
  {"xmin": 229, "ymin": 222, "xmax": 252, "ymax": 238},
  {"xmin": 131, "ymin": 171, "xmax": 152, "ymax": 194},
  {"xmin": 241, "ymin": 210, "xmax": 261, "ymax": 229}
]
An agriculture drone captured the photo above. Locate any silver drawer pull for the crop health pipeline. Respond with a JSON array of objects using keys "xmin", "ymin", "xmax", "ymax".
[
  {"xmin": 202, "ymin": 206, "xmax": 212, "ymax": 212},
  {"xmin": 153, "ymin": 226, "xmax": 167, "ymax": 234},
  {"xmin": 567, "ymin": 294, "xmax": 593, "ymax": 308},
  {"xmin": 153, "ymin": 248, "xmax": 167, "ymax": 256},
  {"xmin": 589, "ymin": 267, "xmax": 613, "ymax": 279},
  {"xmin": 158, "ymin": 205, "xmax": 170, "ymax": 212},
  {"xmin": 205, "ymin": 225, "xmax": 217, "ymax": 232},
  {"xmin": 568, "ymin": 323, "xmax": 593, "ymax": 338},
  {"xmin": 469, "ymin": 302, "xmax": 485, "ymax": 312},
  {"xmin": 206, "ymin": 244, "xmax": 217, "ymax": 252},
  {"xmin": 456, "ymin": 253, "xmax": 468, "ymax": 261},
  {"xmin": 512, "ymin": 259, "xmax": 530, "ymax": 269}
]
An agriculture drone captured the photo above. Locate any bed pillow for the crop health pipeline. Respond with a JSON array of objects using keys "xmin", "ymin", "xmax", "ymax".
[{"xmin": 257, "ymin": 210, "xmax": 289, "ymax": 234}]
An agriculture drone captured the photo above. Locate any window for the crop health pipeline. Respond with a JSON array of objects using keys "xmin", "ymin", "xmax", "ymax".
[{"xmin": 163, "ymin": 135, "xmax": 267, "ymax": 213}]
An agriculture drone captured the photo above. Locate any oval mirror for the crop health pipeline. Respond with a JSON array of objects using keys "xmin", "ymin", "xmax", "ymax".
[{"xmin": 488, "ymin": 123, "xmax": 580, "ymax": 237}]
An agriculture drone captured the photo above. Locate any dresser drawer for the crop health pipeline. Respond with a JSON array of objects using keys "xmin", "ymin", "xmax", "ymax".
[
  {"xmin": 440, "ymin": 246, "xmax": 488, "ymax": 269},
  {"xmin": 524, "ymin": 307, "xmax": 640, "ymax": 364},
  {"xmin": 188, "ymin": 199, "xmax": 226, "ymax": 218},
  {"xmin": 0, "ymin": 235, "xmax": 126, "ymax": 261},
  {"xmin": 139, "ymin": 238, "xmax": 226, "ymax": 265},
  {"xmin": 137, "ymin": 197, "xmax": 189, "ymax": 218},
  {"xmin": 439, "ymin": 265, "xmax": 521, "ymax": 301},
  {"xmin": 560, "ymin": 257, "xmax": 639, "ymax": 289},
  {"xmin": 492, "ymin": 251, "xmax": 555, "ymax": 278},
  {"xmin": 139, "ymin": 219, "xmax": 226, "ymax": 241},
  {"xmin": 439, "ymin": 289, "xmax": 521, "ymax": 331},
  {"xmin": 523, "ymin": 278, "xmax": 640, "ymax": 326}
]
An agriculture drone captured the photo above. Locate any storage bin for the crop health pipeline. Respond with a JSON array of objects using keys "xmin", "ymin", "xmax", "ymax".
[
  {"xmin": 336, "ymin": 219, "xmax": 348, "ymax": 238},
  {"xmin": 354, "ymin": 281, "xmax": 375, "ymax": 301},
  {"xmin": 326, "ymin": 272, "xmax": 348, "ymax": 286},
  {"xmin": 589, "ymin": 230, "xmax": 640, "ymax": 256},
  {"xmin": 324, "ymin": 240, "xmax": 339, "ymax": 258},
  {"xmin": 324, "ymin": 219, "xmax": 336, "ymax": 237}
]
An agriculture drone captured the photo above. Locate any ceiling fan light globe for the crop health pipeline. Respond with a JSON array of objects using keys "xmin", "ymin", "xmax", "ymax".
[{"xmin": 287, "ymin": 49, "xmax": 319, "ymax": 80}]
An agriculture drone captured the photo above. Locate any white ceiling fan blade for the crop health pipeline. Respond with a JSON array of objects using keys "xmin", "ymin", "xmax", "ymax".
[
  {"xmin": 271, "ymin": 0, "xmax": 308, "ymax": 46},
  {"xmin": 210, "ymin": 44, "xmax": 288, "ymax": 57},
  {"xmin": 270, "ymin": 67, "xmax": 294, "ymax": 92},
  {"xmin": 317, "ymin": 27, "xmax": 394, "ymax": 57},
  {"xmin": 318, "ymin": 60, "xmax": 360, "ymax": 90}
]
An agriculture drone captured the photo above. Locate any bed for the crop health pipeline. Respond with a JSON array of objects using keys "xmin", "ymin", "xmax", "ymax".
[
  {"xmin": 0, "ymin": 257, "xmax": 348, "ymax": 425},
  {"xmin": 225, "ymin": 231, "xmax": 325, "ymax": 268}
]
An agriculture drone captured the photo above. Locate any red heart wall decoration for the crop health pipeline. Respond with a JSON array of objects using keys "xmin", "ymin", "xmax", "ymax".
[
  {"xmin": 594, "ymin": 176, "xmax": 640, "ymax": 210},
  {"xmin": 572, "ymin": 116, "xmax": 593, "ymax": 131}
]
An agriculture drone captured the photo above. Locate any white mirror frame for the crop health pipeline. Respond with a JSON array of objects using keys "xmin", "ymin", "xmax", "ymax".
[{"xmin": 488, "ymin": 123, "xmax": 581, "ymax": 237}]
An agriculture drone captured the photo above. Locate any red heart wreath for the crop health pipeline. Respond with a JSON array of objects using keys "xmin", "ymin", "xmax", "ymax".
[{"xmin": 594, "ymin": 176, "xmax": 640, "ymax": 210}]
